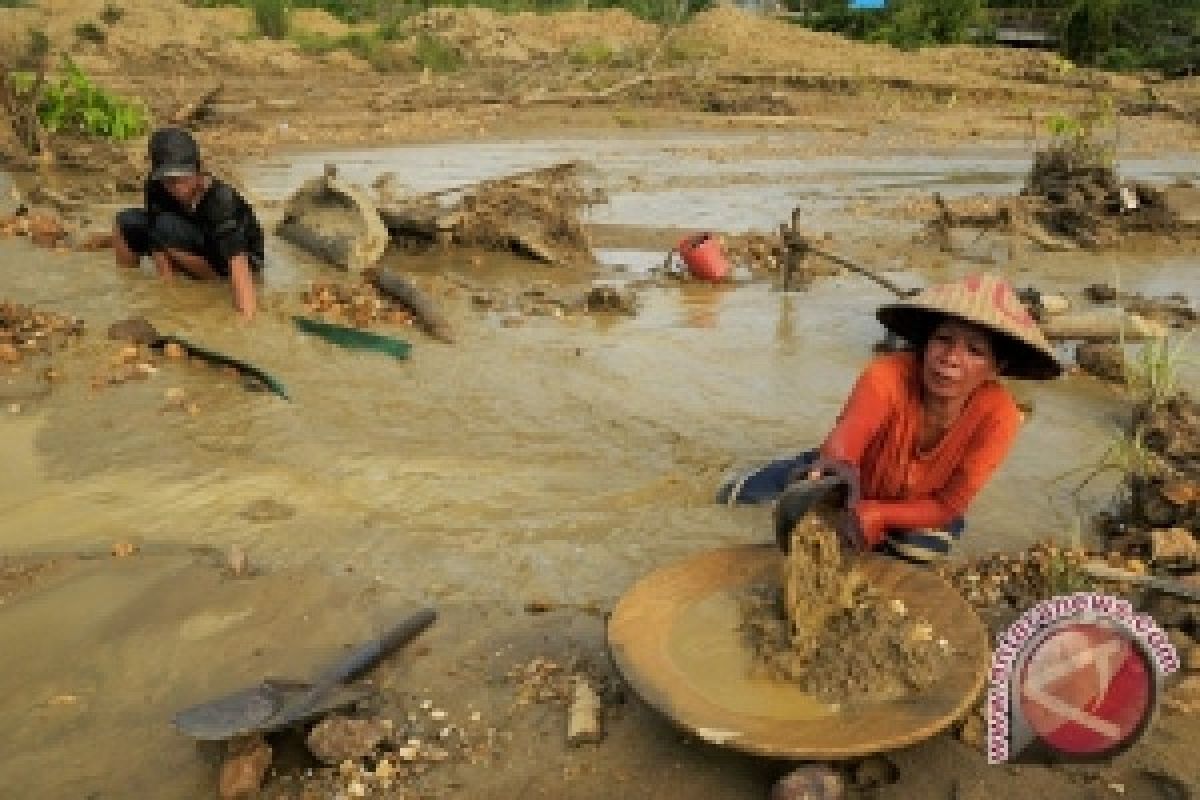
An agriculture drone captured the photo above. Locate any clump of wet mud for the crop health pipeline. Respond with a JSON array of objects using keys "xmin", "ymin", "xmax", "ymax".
[
  {"xmin": 924, "ymin": 143, "xmax": 1199, "ymax": 252},
  {"xmin": 1104, "ymin": 393, "xmax": 1200, "ymax": 545},
  {"xmin": 381, "ymin": 161, "xmax": 600, "ymax": 266},
  {"xmin": 739, "ymin": 512, "xmax": 951, "ymax": 704}
]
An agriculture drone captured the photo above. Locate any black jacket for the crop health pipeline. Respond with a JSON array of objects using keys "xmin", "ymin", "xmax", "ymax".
[{"xmin": 144, "ymin": 177, "xmax": 264, "ymax": 269}]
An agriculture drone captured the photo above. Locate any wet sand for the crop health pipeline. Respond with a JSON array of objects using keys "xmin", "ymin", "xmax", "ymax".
[{"xmin": 1, "ymin": 128, "xmax": 1197, "ymax": 798}]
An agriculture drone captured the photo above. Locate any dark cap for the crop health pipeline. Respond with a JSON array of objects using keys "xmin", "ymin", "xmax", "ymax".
[{"xmin": 149, "ymin": 128, "xmax": 200, "ymax": 181}]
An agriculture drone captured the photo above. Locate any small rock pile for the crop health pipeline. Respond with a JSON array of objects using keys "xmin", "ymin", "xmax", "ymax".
[
  {"xmin": 0, "ymin": 301, "xmax": 84, "ymax": 410},
  {"xmin": 301, "ymin": 281, "xmax": 416, "ymax": 329},
  {"xmin": 265, "ymin": 699, "xmax": 507, "ymax": 800},
  {"xmin": 0, "ymin": 301, "xmax": 84, "ymax": 362},
  {"xmin": 935, "ymin": 542, "xmax": 1100, "ymax": 618},
  {"xmin": 0, "ymin": 207, "xmax": 115, "ymax": 251}
]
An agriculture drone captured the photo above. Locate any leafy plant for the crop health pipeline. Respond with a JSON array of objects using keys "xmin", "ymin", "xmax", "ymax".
[
  {"xmin": 250, "ymin": 0, "xmax": 291, "ymax": 39},
  {"xmin": 35, "ymin": 56, "xmax": 148, "ymax": 140},
  {"xmin": 377, "ymin": 17, "xmax": 410, "ymax": 42},
  {"xmin": 412, "ymin": 33, "xmax": 463, "ymax": 73},
  {"xmin": 74, "ymin": 21, "xmax": 107, "ymax": 43},
  {"xmin": 1059, "ymin": 425, "xmax": 1163, "ymax": 499},
  {"xmin": 1125, "ymin": 332, "xmax": 1194, "ymax": 411},
  {"xmin": 1045, "ymin": 548, "xmax": 1092, "ymax": 596},
  {"xmin": 291, "ymin": 29, "xmax": 404, "ymax": 71},
  {"xmin": 1041, "ymin": 99, "xmax": 1117, "ymax": 171}
]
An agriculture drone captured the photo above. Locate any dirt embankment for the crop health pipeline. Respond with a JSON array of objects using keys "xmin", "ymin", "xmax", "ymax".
[{"xmin": 4, "ymin": 0, "xmax": 1198, "ymax": 191}]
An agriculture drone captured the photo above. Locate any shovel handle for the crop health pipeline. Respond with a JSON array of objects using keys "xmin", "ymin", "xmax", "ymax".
[
  {"xmin": 314, "ymin": 607, "xmax": 438, "ymax": 688},
  {"xmin": 264, "ymin": 607, "xmax": 438, "ymax": 731}
]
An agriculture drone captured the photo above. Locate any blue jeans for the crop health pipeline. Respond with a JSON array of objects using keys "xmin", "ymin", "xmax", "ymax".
[{"xmin": 717, "ymin": 450, "xmax": 965, "ymax": 563}]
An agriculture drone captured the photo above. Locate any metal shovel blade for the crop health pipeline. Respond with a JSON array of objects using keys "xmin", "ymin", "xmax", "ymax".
[
  {"xmin": 172, "ymin": 607, "xmax": 437, "ymax": 741},
  {"xmin": 173, "ymin": 680, "xmax": 371, "ymax": 741}
]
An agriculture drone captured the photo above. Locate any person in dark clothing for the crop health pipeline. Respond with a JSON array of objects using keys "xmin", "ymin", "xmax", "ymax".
[{"xmin": 113, "ymin": 128, "xmax": 264, "ymax": 320}]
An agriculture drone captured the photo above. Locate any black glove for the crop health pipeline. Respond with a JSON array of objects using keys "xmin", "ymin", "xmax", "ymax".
[{"xmin": 773, "ymin": 458, "xmax": 863, "ymax": 554}]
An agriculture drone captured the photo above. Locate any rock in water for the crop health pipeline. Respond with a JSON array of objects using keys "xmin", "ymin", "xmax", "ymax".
[
  {"xmin": 770, "ymin": 765, "xmax": 844, "ymax": 800},
  {"xmin": 106, "ymin": 317, "xmax": 160, "ymax": 345},
  {"xmin": 306, "ymin": 716, "xmax": 390, "ymax": 765},
  {"xmin": 219, "ymin": 734, "xmax": 271, "ymax": 800}
]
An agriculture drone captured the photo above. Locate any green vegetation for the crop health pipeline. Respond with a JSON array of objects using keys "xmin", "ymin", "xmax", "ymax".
[
  {"xmin": 15, "ymin": 56, "xmax": 148, "ymax": 140},
  {"xmin": 1126, "ymin": 333, "xmax": 1194, "ymax": 411},
  {"xmin": 292, "ymin": 28, "xmax": 410, "ymax": 70},
  {"xmin": 568, "ymin": 40, "xmax": 618, "ymax": 67},
  {"xmin": 187, "ymin": 0, "xmax": 712, "ymax": 27},
  {"xmin": 1042, "ymin": 99, "xmax": 1117, "ymax": 169},
  {"xmin": 412, "ymin": 32, "xmax": 463, "ymax": 72},
  {"xmin": 291, "ymin": 26, "xmax": 458, "ymax": 72},
  {"xmin": 790, "ymin": 0, "xmax": 1200, "ymax": 71},
  {"xmin": 250, "ymin": 0, "xmax": 292, "ymax": 39}
]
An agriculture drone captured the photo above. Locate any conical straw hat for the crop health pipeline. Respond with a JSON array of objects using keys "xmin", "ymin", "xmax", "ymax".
[{"xmin": 876, "ymin": 273, "xmax": 1062, "ymax": 380}]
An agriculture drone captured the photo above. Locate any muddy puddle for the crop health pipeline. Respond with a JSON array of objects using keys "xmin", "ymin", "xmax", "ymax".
[{"xmin": 1, "ymin": 128, "xmax": 1197, "ymax": 798}]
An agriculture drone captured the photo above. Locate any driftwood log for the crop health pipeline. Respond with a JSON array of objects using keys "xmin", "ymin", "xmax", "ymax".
[{"xmin": 371, "ymin": 269, "xmax": 454, "ymax": 344}]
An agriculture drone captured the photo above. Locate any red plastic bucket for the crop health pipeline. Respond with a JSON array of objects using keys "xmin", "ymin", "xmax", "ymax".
[{"xmin": 677, "ymin": 233, "xmax": 730, "ymax": 283}]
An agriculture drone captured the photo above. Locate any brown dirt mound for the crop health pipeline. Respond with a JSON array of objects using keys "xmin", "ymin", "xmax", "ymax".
[
  {"xmin": 406, "ymin": 7, "xmax": 655, "ymax": 65},
  {"xmin": 680, "ymin": 7, "xmax": 866, "ymax": 69}
]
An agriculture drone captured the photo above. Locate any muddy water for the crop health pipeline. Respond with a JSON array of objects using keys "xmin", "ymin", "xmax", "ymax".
[
  {"xmin": 5, "ymin": 130, "xmax": 1194, "ymax": 627},
  {"xmin": 1, "ymin": 130, "xmax": 1196, "ymax": 798},
  {"xmin": 669, "ymin": 591, "xmax": 834, "ymax": 721}
]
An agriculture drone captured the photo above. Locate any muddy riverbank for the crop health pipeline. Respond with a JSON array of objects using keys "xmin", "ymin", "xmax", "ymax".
[{"xmin": 2, "ymin": 93, "xmax": 1199, "ymax": 799}]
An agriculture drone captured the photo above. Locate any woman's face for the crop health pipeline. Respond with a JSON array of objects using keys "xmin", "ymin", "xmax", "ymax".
[{"xmin": 921, "ymin": 319, "xmax": 999, "ymax": 403}]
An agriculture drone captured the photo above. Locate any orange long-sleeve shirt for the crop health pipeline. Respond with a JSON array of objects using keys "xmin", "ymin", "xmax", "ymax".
[{"xmin": 820, "ymin": 352, "xmax": 1022, "ymax": 548}]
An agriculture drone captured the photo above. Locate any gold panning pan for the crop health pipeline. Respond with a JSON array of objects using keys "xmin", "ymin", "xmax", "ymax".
[{"xmin": 607, "ymin": 544, "xmax": 990, "ymax": 759}]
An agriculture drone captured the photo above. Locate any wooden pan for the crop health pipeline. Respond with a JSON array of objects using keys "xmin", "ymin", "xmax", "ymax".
[{"xmin": 607, "ymin": 545, "xmax": 990, "ymax": 760}]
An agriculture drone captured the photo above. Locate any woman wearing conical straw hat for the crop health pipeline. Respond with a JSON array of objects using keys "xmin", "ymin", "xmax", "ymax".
[{"xmin": 718, "ymin": 273, "xmax": 1062, "ymax": 564}]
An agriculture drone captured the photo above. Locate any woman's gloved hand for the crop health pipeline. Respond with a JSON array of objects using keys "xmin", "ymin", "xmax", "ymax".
[{"xmin": 774, "ymin": 458, "xmax": 864, "ymax": 554}]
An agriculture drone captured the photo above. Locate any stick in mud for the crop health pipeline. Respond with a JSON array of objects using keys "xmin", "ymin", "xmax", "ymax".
[{"xmin": 370, "ymin": 270, "xmax": 455, "ymax": 344}]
